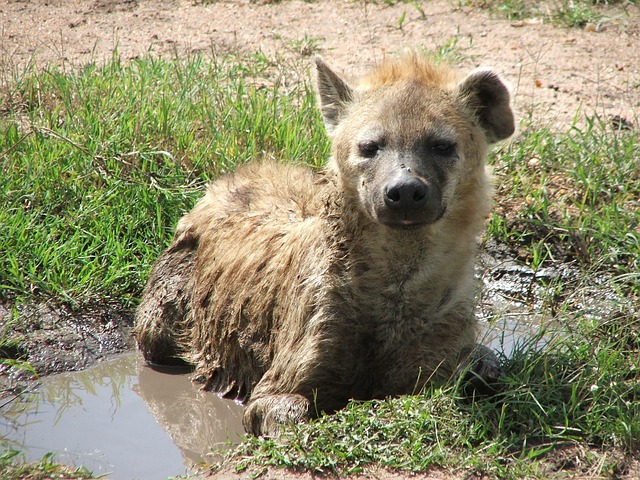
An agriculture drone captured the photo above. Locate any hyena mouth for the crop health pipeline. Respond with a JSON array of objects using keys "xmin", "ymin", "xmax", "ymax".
[
  {"xmin": 393, "ymin": 220, "xmax": 428, "ymax": 230},
  {"xmin": 382, "ymin": 209, "xmax": 445, "ymax": 230}
]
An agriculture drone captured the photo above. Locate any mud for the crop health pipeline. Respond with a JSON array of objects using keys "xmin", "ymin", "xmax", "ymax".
[
  {"xmin": 0, "ymin": 300, "xmax": 135, "ymax": 400},
  {"xmin": 478, "ymin": 239, "xmax": 632, "ymax": 325}
]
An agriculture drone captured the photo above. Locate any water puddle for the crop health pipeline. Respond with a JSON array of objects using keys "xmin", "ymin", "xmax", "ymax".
[
  {"xmin": 1, "ymin": 353, "xmax": 244, "ymax": 479},
  {"xmin": 478, "ymin": 276, "xmax": 555, "ymax": 359},
  {"xmin": 1, "ymin": 319, "xmax": 545, "ymax": 480},
  {"xmin": 476, "ymin": 247, "xmax": 563, "ymax": 357}
]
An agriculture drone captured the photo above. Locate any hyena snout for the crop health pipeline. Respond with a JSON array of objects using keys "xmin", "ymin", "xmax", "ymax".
[
  {"xmin": 384, "ymin": 176, "xmax": 428, "ymax": 210},
  {"xmin": 377, "ymin": 174, "xmax": 443, "ymax": 228}
]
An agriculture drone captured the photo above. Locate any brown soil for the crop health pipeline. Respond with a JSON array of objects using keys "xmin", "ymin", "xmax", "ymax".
[
  {"xmin": 0, "ymin": 300, "xmax": 134, "ymax": 397},
  {"xmin": 207, "ymin": 465, "xmax": 464, "ymax": 480},
  {"xmin": 1, "ymin": 0, "xmax": 639, "ymax": 130}
]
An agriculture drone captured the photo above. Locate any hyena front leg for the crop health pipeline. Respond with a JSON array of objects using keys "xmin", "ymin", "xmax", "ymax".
[{"xmin": 243, "ymin": 393, "xmax": 312, "ymax": 437}]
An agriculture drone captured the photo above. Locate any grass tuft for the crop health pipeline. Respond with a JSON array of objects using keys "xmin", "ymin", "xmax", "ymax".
[{"xmin": 0, "ymin": 450, "xmax": 94, "ymax": 480}]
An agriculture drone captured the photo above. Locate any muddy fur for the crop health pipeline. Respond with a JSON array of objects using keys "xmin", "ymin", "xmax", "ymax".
[{"xmin": 135, "ymin": 53, "xmax": 515, "ymax": 436}]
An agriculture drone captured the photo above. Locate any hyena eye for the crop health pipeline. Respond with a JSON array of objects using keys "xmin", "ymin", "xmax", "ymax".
[
  {"xmin": 432, "ymin": 142, "xmax": 456, "ymax": 155},
  {"xmin": 357, "ymin": 140, "xmax": 380, "ymax": 158}
]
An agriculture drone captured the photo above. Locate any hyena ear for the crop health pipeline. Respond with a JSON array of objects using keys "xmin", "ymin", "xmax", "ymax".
[
  {"xmin": 315, "ymin": 56, "xmax": 354, "ymax": 135},
  {"xmin": 457, "ymin": 68, "xmax": 515, "ymax": 143}
]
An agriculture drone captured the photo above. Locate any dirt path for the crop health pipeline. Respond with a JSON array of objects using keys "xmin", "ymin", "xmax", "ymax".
[{"xmin": 1, "ymin": 0, "xmax": 639, "ymax": 130}]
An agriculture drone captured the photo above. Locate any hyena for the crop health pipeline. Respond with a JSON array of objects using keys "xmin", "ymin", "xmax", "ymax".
[{"xmin": 134, "ymin": 53, "xmax": 515, "ymax": 436}]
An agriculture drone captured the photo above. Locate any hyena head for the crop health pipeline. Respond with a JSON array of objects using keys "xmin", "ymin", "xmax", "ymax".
[{"xmin": 315, "ymin": 54, "xmax": 515, "ymax": 229}]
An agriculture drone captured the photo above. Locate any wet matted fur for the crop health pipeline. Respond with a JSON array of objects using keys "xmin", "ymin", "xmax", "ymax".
[{"xmin": 135, "ymin": 53, "xmax": 515, "ymax": 436}]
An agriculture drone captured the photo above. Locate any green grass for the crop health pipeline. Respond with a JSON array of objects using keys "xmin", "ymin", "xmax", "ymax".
[
  {"xmin": 488, "ymin": 116, "xmax": 640, "ymax": 283},
  {"xmin": 465, "ymin": 0, "xmax": 639, "ymax": 28},
  {"xmin": 1, "ymin": 51, "xmax": 639, "ymax": 478},
  {"xmin": 0, "ymin": 43, "xmax": 465, "ymax": 308},
  {"xmin": 0, "ymin": 450, "xmax": 94, "ymax": 480},
  {"xmin": 0, "ymin": 51, "xmax": 329, "ymax": 306}
]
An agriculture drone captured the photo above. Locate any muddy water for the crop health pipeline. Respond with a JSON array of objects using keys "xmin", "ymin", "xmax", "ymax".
[{"xmin": 0, "ymin": 353, "xmax": 244, "ymax": 479}]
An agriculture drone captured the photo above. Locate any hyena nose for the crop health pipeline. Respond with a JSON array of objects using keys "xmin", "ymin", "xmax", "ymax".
[{"xmin": 384, "ymin": 177, "xmax": 428, "ymax": 210}]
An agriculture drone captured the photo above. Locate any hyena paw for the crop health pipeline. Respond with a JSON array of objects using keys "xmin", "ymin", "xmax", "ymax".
[
  {"xmin": 243, "ymin": 393, "xmax": 311, "ymax": 437},
  {"xmin": 458, "ymin": 343, "xmax": 503, "ymax": 398}
]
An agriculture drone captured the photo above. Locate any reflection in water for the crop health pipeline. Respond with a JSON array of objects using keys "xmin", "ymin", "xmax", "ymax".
[
  {"xmin": 477, "ymin": 253, "xmax": 560, "ymax": 358},
  {"xmin": 482, "ymin": 316, "xmax": 551, "ymax": 359},
  {"xmin": 135, "ymin": 363, "xmax": 244, "ymax": 465},
  {"xmin": 0, "ymin": 353, "xmax": 244, "ymax": 480}
]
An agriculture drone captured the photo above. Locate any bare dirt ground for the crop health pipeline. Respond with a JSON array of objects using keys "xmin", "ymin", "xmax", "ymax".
[
  {"xmin": 207, "ymin": 465, "xmax": 468, "ymax": 480},
  {"xmin": 1, "ymin": 0, "xmax": 639, "ymax": 130},
  {"xmin": 1, "ymin": 1, "xmax": 639, "ymax": 479}
]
